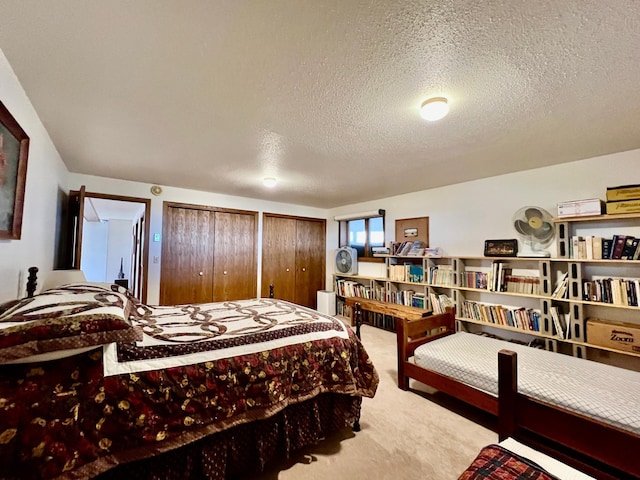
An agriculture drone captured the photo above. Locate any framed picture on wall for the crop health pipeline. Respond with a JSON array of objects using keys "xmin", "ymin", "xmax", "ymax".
[
  {"xmin": 395, "ymin": 216, "xmax": 429, "ymax": 245},
  {"xmin": 0, "ymin": 101, "xmax": 30, "ymax": 239}
]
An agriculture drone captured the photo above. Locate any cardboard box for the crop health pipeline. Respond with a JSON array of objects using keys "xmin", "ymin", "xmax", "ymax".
[
  {"xmin": 606, "ymin": 184, "xmax": 640, "ymax": 202},
  {"xmin": 586, "ymin": 318, "xmax": 640, "ymax": 353},
  {"xmin": 605, "ymin": 199, "xmax": 640, "ymax": 215},
  {"xmin": 557, "ymin": 198, "xmax": 604, "ymax": 218}
]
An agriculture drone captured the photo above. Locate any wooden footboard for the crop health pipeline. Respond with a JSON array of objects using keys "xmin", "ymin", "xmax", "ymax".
[
  {"xmin": 498, "ymin": 350, "xmax": 640, "ymax": 480},
  {"xmin": 395, "ymin": 308, "xmax": 500, "ymax": 415}
]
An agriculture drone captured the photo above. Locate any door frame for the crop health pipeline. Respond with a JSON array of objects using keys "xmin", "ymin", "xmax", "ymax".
[{"xmin": 75, "ymin": 190, "xmax": 151, "ymax": 303}]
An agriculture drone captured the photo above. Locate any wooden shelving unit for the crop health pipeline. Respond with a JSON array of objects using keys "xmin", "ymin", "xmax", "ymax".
[{"xmin": 334, "ymin": 215, "xmax": 640, "ymax": 368}]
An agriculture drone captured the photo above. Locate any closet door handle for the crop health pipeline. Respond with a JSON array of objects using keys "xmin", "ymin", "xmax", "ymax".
[
  {"xmin": 199, "ymin": 272, "xmax": 204, "ymax": 276},
  {"xmin": 286, "ymin": 268, "xmax": 290, "ymax": 272},
  {"xmin": 302, "ymin": 267, "xmax": 306, "ymax": 272},
  {"xmin": 223, "ymin": 271, "xmax": 228, "ymax": 275}
]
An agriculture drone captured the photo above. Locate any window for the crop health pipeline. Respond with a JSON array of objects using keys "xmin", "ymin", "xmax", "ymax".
[{"xmin": 338, "ymin": 213, "xmax": 385, "ymax": 261}]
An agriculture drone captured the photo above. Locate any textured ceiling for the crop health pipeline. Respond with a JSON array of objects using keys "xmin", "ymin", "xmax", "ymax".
[{"xmin": 1, "ymin": 1, "xmax": 639, "ymax": 208}]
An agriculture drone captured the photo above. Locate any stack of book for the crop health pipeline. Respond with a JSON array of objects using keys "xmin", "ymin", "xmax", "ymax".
[
  {"xmin": 606, "ymin": 184, "xmax": 640, "ymax": 214},
  {"xmin": 570, "ymin": 235, "xmax": 640, "ymax": 260}
]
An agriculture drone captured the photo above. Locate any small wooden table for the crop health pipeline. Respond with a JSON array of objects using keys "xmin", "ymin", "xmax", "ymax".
[{"xmin": 344, "ymin": 297, "xmax": 431, "ymax": 338}]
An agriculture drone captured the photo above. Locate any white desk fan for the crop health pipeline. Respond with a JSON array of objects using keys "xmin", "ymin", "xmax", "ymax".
[{"xmin": 512, "ymin": 206, "xmax": 554, "ymax": 257}]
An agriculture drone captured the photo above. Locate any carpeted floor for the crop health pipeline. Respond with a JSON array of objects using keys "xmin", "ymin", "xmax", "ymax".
[{"xmin": 249, "ymin": 323, "xmax": 498, "ymax": 479}]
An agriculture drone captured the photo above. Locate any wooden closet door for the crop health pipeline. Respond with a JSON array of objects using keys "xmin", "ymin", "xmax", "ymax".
[
  {"xmin": 295, "ymin": 219, "xmax": 326, "ymax": 309},
  {"xmin": 261, "ymin": 215, "xmax": 297, "ymax": 302},
  {"xmin": 160, "ymin": 205, "xmax": 215, "ymax": 305},
  {"xmin": 212, "ymin": 211, "xmax": 257, "ymax": 301}
]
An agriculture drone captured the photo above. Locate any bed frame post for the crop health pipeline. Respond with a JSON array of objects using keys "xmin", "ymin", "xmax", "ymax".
[
  {"xmin": 26, "ymin": 266, "xmax": 38, "ymax": 298},
  {"xmin": 498, "ymin": 349, "xmax": 517, "ymax": 441},
  {"xmin": 353, "ymin": 302, "xmax": 363, "ymax": 340}
]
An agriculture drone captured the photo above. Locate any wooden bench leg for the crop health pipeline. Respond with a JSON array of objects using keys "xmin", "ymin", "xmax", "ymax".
[{"xmin": 397, "ymin": 317, "xmax": 409, "ymax": 390}]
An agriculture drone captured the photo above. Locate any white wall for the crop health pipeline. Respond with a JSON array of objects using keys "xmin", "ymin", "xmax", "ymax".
[
  {"xmin": 0, "ymin": 49, "xmax": 69, "ymax": 301},
  {"xmin": 105, "ymin": 219, "xmax": 132, "ymax": 283},
  {"xmin": 66, "ymin": 173, "xmax": 328, "ymax": 304},
  {"xmin": 327, "ymin": 149, "xmax": 640, "ymax": 282},
  {"xmin": 80, "ymin": 220, "xmax": 108, "ymax": 281}
]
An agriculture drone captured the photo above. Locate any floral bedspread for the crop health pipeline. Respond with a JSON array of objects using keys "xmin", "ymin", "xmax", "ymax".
[
  {"xmin": 0, "ymin": 299, "xmax": 379, "ymax": 479},
  {"xmin": 458, "ymin": 444, "xmax": 559, "ymax": 480}
]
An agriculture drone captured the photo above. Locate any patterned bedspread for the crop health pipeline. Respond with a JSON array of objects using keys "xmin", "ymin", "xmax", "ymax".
[
  {"xmin": 0, "ymin": 297, "xmax": 379, "ymax": 480},
  {"xmin": 458, "ymin": 444, "xmax": 559, "ymax": 480}
]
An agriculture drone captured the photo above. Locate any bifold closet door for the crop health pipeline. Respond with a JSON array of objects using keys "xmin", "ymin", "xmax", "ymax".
[
  {"xmin": 294, "ymin": 219, "xmax": 325, "ymax": 309},
  {"xmin": 261, "ymin": 215, "xmax": 297, "ymax": 302},
  {"xmin": 160, "ymin": 205, "xmax": 215, "ymax": 305},
  {"xmin": 212, "ymin": 211, "xmax": 257, "ymax": 301},
  {"xmin": 261, "ymin": 214, "xmax": 326, "ymax": 309}
]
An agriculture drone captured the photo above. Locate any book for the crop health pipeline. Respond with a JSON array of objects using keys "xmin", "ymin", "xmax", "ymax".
[
  {"xmin": 564, "ymin": 312, "xmax": 572, "ymax": 339},
  {"xmin": 610, "ymin": 235, "xmax": 627, "ymax": 259},
  {"xmin": 602, "ymin": 238, "xmax": 613, "ymax": 259},
  {"xmin": 584, "ymin": 236, "xmax": 594, "ymax": 259},
  {"xmin": 592, "ymin": 236, "xmax": 603, "ymax": 260},
  {"xmin": 407, "ymin": 241, "xmax": 426, "ymax": 256},
  {"xmin": 408, "ymin": 264, "xmax": 424, "ymax": 283},
  {"xmin": 571, "ymin": 236, "xmax": 582, "ymax": 259},
  {"xmin": 621, "ymin": 237, "xmax": 639, "ymax": 260},
  {"xmin": 551, "ymin": 272, "xmax": 569, "ymax": 299},
  {"xmin": 550, "ymin": 306, "xmax": 565, "ymax": 339}
]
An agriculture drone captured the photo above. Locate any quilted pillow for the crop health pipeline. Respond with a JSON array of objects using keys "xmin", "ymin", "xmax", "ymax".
[{"xmin": 0, "ymin": 284, "xmax": 142, "ymax": 363}]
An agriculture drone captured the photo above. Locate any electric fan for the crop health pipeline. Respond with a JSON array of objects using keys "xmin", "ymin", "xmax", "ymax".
[
  {"xmin": 512, "ymin": 206, "xmax": 555, "ymax": 257},
  {"xmin": 335, "ymin": 247, "xmax": 358, "ymax": 275}
]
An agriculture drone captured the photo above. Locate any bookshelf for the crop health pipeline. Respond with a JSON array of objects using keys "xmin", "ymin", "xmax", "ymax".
[{"xmin": 335, "ymin": 230, "xmax": 640, "ymax": 368}]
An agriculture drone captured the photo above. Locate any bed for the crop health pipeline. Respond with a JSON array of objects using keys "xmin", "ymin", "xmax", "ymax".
[
  {"xmin": 389, "ymin": 305, "xmax": 640, "ymax": 480},
  {"xmin": 0, "ymin": 273, "xmax": 379, "ymax": 480}
]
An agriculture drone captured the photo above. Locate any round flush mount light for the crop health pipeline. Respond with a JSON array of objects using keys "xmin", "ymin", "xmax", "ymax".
[
  {"xmin": 150, "ymin": 185, "xmax": 163, "ymax": 196},
  {"xmin": 420, "ymin": 97, "xmax": 449, "ymax": 121},
  {"xmin": 263, "ymin": 177, "xmax": 277, "ymax": 188}
]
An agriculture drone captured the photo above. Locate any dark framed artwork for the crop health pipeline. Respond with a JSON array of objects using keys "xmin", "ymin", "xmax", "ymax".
[
  {"xmin": 0, "ymin": 101, "xmax": 30, "ymax": 239},
  {"xmin": 484, "ymin": 239, "xmax": 518, "ymax": 257}
]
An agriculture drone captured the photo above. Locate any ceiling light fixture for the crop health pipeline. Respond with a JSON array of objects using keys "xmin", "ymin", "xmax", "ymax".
[
  {"xmin": 263, "ymin": 177, "xmax": 277, "ymax": 188},
  {"xmin": 420, "ymin": 97, "xmax": 449, "ymax": 121}
]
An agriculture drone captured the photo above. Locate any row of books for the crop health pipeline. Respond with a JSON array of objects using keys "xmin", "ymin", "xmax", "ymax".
[
  {"xmin": 386, "ymin": 290, "xmax": 428, "ymax": 309},
  {"xmin": 459, "ymin": 267, "xmax": 541, "ymax": 294},
  {"xmin": 430, "ymin": 293, "xmax": 454, "ymax": 314},
  {"xmin": 391, "ymin": 241, "xmax": 426, "ymax": 256},
  {"xmin": 550, "ymin": 306, "xmax": 571, "ymax": 340},
  {"xmin": 570, "ymin": 235, "xmax": 640, "ymax": 260},
  {"xmin": 428, "ymin": 265, "xmax": 455, "ymax": 286},
  {"xmin": 551, "ymin": 272, "xmax": 569, "ymax": 299},
  {"xmin": 461, "ymin": 300, "xmax": 542, "ymax": 332},
  {"xmin": 389, "ymin": 241, "xmax": 443, "ymax": 257},
  {"xmin": 582, "ymin": 277, "xmax": 640, "ymax": 306},
  {"xmin": 389, "ymin": 264, "xmax": 425, "ymax": 283},
  {"xmin": 335, "ymin": 279, "xmax": 385, "ymax": 301},
  {"xmin": 387, "ymin": 264, "xmax": 456, "ymax": 285}
]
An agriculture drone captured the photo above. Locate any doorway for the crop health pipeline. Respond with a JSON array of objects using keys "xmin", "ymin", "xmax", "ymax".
[{"xmin": 65, "ymin": 187, "xmax": 151, "ymax": 303}]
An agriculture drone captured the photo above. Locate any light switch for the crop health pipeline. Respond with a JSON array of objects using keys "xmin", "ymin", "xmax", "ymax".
[
  {"xmin": 153, "ymin": 233, "xmax": 161, "ymax": 242},
  {"xmin": 153, "ymin": 256, "xmax": 159, "ymax": 264}
]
